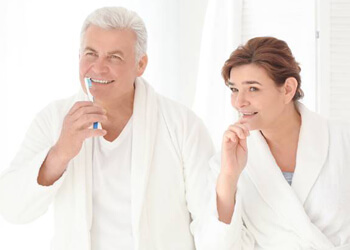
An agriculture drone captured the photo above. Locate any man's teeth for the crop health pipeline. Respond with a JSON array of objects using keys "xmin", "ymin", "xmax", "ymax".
[{"xmin": 90, "ymin": 78, "xmax": 114, "ymax": 84}]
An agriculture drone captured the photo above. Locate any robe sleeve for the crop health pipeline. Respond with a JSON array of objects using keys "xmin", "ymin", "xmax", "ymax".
[
  {"xmin": 191, "ymin": 152, "xmax": 255, "ymax": 250},
  {"xmin": 0, "ymin": 104, "xmax": 67, "ymax": 224}
]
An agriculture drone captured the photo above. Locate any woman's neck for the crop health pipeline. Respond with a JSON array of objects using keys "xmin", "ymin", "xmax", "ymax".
[{"xmin": 261, "ymin": 103, "xmax": 301, "ymax": 148}]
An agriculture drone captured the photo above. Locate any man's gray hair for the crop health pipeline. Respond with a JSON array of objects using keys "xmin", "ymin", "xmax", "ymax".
[{"xmin": 80, "ymin": 7, "xmax": 147, "ymax": 61}]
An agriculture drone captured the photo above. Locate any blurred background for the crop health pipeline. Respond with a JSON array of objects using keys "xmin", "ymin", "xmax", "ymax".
[{"xmin": 0, "ymin": 0, "xmax": 349, "ymax": 249}]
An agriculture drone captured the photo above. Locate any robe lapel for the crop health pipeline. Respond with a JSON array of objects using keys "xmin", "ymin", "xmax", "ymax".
[
  {"xmin": 246, "ymin": 103, "xmax": 333, "ymax": 249},
  {"xmin": 130, "ymin": 78, "xmax": 158, "ymax": 249},
  {"xmin": 84, "ymin": 138, "xmax": 93, "ymax": 231},
  {"xmin": 71, "ymin": 81, "xmax": 158, "ymax": 249},
  {"xmin": 292, "ymin": 103, "xmax": 329, "ymax": 204},
  {"xmin": 71, "ymin": 138, "xmax": 93, "ymax": 249},
  {"xmin": 70, "ymin": 90, "xmax": 93, "ymax": 249}
]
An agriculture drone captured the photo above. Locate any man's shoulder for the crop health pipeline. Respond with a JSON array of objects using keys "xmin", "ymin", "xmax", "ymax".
[
  {"xmin": 156, "ymin": 93, "xmax": 201, "ymax": 123},
  {"xmin": 38, "ymin": 91, "xmax": 84, "ymax": 119}
]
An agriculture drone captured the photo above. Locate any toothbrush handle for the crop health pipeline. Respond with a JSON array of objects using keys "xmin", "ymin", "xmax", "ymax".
[
  {"xmin": 93, "ymin": 122, "xmax": 98, "ymax": 129},
  {"xmin": 91, "ymin": 95, "xmax": 99, "ymax": 129}
]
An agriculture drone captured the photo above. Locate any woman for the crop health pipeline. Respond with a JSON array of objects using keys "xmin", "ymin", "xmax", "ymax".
[{"xmin": 196, "ymin": 37, "xmax": 350, "ymax": 250}]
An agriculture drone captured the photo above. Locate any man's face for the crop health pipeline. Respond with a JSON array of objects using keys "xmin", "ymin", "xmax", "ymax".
[{"xmin": 79, "ymin": 25, "xmax": 147, "ymax": 103}]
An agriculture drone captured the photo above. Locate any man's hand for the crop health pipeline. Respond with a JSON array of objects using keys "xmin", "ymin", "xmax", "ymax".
[{"xmin": 37, "ymin": 101, "xmax": 107, "ymax": 186}]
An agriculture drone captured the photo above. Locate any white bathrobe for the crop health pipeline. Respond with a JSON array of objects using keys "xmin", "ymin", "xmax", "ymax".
[
  {"xmin": 0, "ymin": 78, "xmax": 215, "ymax": 250},
  {"xmin": 194, "ymin": 103, "xmax": 350, "ymax": 250}
]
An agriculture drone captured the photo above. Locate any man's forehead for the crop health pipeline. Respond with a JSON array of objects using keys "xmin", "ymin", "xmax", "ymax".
[
  {"xmin": 83, "ymin": 46, "xmax": 125, "ymax": 55},
  {"xmin": 81, "ymin": 26, "xmax": 136, "ymax": 52},
  {"xmin": 84, "ymin": 25, "xmax": 136, "ymax": 38}
]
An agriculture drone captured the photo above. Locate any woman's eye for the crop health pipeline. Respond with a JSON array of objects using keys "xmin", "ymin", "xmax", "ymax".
[
  {"xmin": 230, "ymin": 87, "xmax": 238, "ymax": 92},
  {"xmin": 249, "ymin": 87, "xmax": 258, "ymax": 92}
]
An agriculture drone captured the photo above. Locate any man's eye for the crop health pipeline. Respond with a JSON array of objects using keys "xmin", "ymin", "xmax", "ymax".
[
  {"xmin": 110, "ymin": 55, "xmax": 122, "ymax": 60},
  {"xmin": 85, "ymin": 52, "xmax": 97, "ymax": 57}
]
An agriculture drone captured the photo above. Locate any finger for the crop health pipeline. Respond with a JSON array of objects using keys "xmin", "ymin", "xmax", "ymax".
[
  {"xmin": 234, "ymin": 123, "xmax": 250, "ymax": 137},
  {"xmin": 227, "ymin": 125, "xmax": 247, "ymax": 140},
  {"xmin": 77, "ymin": 114, "xmax": 108, "ymax": 129},
  {"xmin": 82, "ymin": 128, "xmax": 107, "ymax": 140},
  {"xmin": 223, "ymin": 130, "xmax": 239, "ymax": 144},
  {"xmin": 237, "ymin": 119, "xmax": 252, "ymax": 131},
  {"xmin": 68, "ymin": 101, "xmax": 94, "ymax": 116},
  {"xmin": 238, "ymin": 137, "xmax": 248, "ymax": 152},
  {"xmin": 71, "ymin": 105, "xmax": 107, "ymax": 121}
]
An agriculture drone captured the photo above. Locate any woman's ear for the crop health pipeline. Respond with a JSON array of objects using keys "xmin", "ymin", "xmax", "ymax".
[{"xmin": 283, "ymin": 77, "xmax": 298, "ymax": 103}]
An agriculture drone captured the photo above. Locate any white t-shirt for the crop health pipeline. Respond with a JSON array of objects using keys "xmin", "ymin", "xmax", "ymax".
[{"xmin": 91, "ymin": 117, "xmax": 134, "ymax": 250}]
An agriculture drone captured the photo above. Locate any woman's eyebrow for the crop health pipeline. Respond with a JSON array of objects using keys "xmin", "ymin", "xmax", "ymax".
[{"xmin": 228, "ymin": 81, "xmax": 262, "ymax": 86}]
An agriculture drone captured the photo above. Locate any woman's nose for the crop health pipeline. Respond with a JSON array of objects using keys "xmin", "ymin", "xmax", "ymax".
[{"xmin": 232, "ymin": 91, "xmax": 249, "ymax": 108}]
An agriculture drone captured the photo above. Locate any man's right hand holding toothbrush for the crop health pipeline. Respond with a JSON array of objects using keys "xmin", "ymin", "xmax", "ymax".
[{"xmin": 37, "ymin": 101, "xmax": 107, "ymax": 186}]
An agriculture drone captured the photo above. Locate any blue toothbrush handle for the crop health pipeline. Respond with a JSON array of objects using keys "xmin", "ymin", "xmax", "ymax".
[
  {"xmin": 93, "ymin": 122, "xmax": 98, "ymax": 129},
  {"xmin": 85, "ymin": 78, "xmax": 99, "ymax": 130}
]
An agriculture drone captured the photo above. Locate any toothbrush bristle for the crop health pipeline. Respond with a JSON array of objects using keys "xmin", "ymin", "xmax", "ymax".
[{"xmin": 87, "ymin": 78, "xmax": 92, "ymax": 88}]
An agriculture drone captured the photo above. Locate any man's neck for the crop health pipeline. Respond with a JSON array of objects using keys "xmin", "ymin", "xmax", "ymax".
[
  {"xmin": 96, "ymin": 88, "xmax": 135, "ymax": 142},
  {"xmin": 96, "ymin": 88, "xmax": 135, "ymax": 122}
]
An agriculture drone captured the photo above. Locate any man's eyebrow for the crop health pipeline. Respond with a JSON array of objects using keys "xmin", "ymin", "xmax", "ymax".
[
  {"xmin": 228, "ymin": 81, "xmax": 262, "ymax": 86},
  {"xmin": 83, "ymin": 47, "xmax": 98, "ymax": 53},
  {"xmin": 83, "ymin": 47, "xmax": 125, "ymax": 56},
  {"xmin": 107, "ymin": 50, "xmax": 124, "ymax": 56}
]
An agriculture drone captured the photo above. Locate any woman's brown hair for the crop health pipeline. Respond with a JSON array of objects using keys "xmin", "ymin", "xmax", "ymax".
[{"xmin": 222, "ymin": 37, "xmax": 304, "ymax": 101}]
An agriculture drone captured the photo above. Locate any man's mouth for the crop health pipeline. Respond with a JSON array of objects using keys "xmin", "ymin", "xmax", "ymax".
[{"xmin": 90, "ymin": 78, "xmax": 115, "ymax": 84}]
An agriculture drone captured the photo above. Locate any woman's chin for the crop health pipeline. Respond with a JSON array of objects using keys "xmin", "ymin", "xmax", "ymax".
[{"xmin": 244, "ymin": 122, "xmax": 262, "ymax": 132}]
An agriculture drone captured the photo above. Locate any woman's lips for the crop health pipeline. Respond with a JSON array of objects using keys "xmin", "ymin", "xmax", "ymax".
[{"xmin": 240, "ymin": 112, "xmax": 258, "ymax": 119}]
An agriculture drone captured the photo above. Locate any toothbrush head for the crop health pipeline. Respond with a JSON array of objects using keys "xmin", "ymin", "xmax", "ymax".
[
  {"xmin": 84, "ymin": 77, "xmax": 94, "ymax": 102},
  {"xmin": 85, "ymin": 77, "xmax": 92, "ymax": 88}
]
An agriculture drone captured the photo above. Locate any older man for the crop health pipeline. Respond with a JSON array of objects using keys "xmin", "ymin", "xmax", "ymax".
[{"xmin": 0, "ymin": 7, "xmax": 214, "ymax": 250}]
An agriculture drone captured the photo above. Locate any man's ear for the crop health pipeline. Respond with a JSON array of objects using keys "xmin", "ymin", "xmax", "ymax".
[
  {"xmin": 137, "ymin": 54, "xmax": 148, "ymax": 76},
  {"xmin": 283, "ymin": 77, "xmax": 298, "ymax": 104}
]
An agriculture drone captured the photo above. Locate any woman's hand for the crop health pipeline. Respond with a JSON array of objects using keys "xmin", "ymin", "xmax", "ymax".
[
  {"xmin": 221, "ymin": 121, "xmax": 250, "ymax": 179},
  {"xmin": 216, "ymin": 121, "xmax": 250, "ymax": 224}
]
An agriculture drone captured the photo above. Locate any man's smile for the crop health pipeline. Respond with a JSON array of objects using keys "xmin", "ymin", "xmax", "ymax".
[{"xmin": 90, "ymin": 78, "xmax": 115, "ymax": 84}]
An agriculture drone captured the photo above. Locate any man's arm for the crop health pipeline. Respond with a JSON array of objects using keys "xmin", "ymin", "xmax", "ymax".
[{"xmin": 0, "ymin": 101, "xmax": 107, "ymax": 223}]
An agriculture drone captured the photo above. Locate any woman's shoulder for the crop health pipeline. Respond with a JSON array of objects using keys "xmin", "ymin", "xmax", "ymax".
[{"xmin": 327, "ymin": 118, "xmax": 350, "ymax": 144}]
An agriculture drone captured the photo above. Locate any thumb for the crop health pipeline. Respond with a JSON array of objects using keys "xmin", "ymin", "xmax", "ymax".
[{"xmin": 239, "ymin": 137, "xmax": 248, "ymax": 152}]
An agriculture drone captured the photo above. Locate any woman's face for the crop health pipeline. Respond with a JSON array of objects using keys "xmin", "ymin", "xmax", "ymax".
[{"xmin": 228, "ymin": 64, "xmax": 288, "ymax": 131}]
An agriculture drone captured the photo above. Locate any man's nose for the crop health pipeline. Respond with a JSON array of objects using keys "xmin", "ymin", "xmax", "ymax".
[{"xmin": 92, "ymin": 57, "xmax": 108, "ymax": 73}]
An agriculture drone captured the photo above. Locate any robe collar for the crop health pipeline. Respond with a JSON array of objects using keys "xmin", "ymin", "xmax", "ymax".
[
  {"xmin": 245, "ymin": 102, "xmax": 332, "ymax": 248},
  {"xmin": 72, "ymin": 77, "xmax": 158, "ymax": 249}
]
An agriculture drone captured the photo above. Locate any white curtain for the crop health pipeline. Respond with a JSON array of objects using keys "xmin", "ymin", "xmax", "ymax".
[
  {"xmin": 193, "ymin": 0, "xmax": 243, "ymax": 150},
  {"xmin": 193, "ymin": 0, "xmax": 317, "ymax": 150}
]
